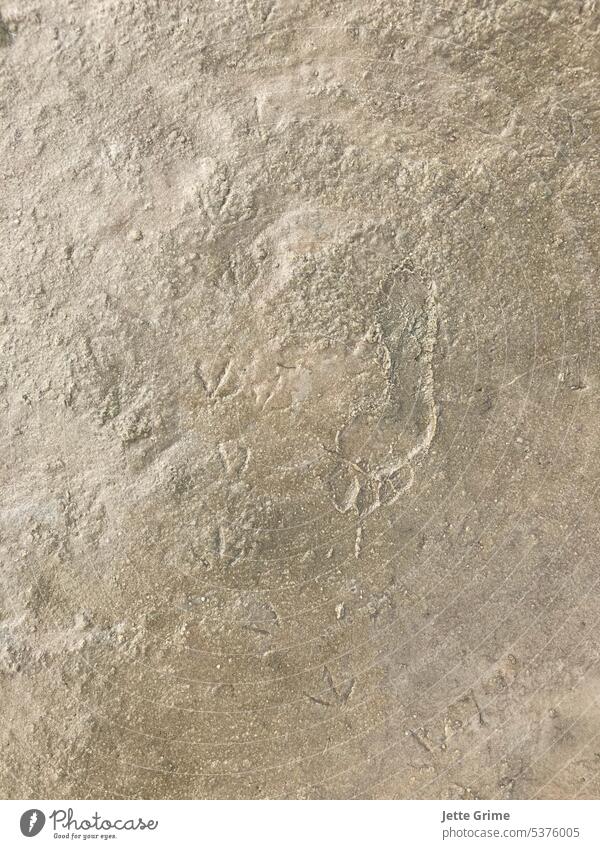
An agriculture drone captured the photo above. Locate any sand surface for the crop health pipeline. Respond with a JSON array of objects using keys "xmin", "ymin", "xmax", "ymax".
[{"xmin": 1, "ymin": 0, "xmax": 599, "ymax": 799}]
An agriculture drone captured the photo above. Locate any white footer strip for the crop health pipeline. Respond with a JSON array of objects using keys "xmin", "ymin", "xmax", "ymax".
[{"xmin": 0, "ymin": 800, "xmax": 598, "ymax": 848}]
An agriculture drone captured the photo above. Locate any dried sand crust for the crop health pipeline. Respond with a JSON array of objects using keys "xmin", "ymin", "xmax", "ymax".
[{"xmin": 0, "ymin": 0, "xmax": 599, "ymax": 799}]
